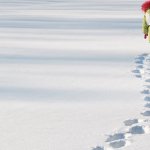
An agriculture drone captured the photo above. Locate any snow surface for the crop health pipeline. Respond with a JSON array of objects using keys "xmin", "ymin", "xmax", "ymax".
[{"xmin": 0, "ymin": 0, "xmax": 149, "ymax": 150}]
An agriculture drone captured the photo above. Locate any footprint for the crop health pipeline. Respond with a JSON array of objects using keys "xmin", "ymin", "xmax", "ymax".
[
  {"xmin": 135, "ymin": 54, "xmax": 147, "ymax": 60},
  {"xmin": 105, "ymin": 133, "xmax": 125, "ymax": 142},
  {"xmin": 144, "ymin": 103, "xmax": 150, "ymax": 108},
  {"xmin": 141, "ymin": 111, "xmax": 150, "ymax": 116},
  {"xmin": 132, "ymin": 69, "xmax": 140, "ymax": 73},
  {"xmin": 128, "ymin": 125, "xmax": 145, "ymax": 134},
  {"xmin": 146, "ymin": 68, "xmax": 150, "ymax": 71},
  {"xmin": 92, "ymin": 146, "xmax": 104, "ymax": 150},
  {"xmin": 144, "ymin": 96, "xmax": 150, "ymax": 102},
  {"xmin": 135, "ymin": 56, "xmax": 145, "ymax": 61},
  {"xmin": 137, "ymin": 53, "xmax": 148, "ymax": 57},
  {"xmin": 144, "ymin": 85, "xmax": 150, "ymax": 89},
  {"xmin": 133, "ymin": 55, "xmax": 146, "ymax": 78},
  {"xmin": 141, "ymin": 89, "xmax": 149, "ymax": 94},
  {"xmin": 134, "ymin": 54, "xmax": 148, "ymax": 67},
  {"xmin": 123, "ymin": 119, "xmax": 139, "ymax": 126},
  {"xmin": 105, "ymin": 132, "xmax": 132, "ymax": 149},
  {"xmin": 124, "ymin": 118, "xmax": 150, "ymax": 126},
  {"xmin": 136, "ymin": 65, "xmax": 144, "ymax": 69},
  {"xmin": 109, "ymin": 139, "xmax": 130, "ymax": 149},
  {"xmin": 145, "ymin": 79, "xmax": 150, "ymax": 82},
  {"xmin": 135, "ymin": 60, "xmax": 143, "ymax": 64},
  {"xmin": 135, "ymin": 75, "xmax": 142, "ymax": 78},
  {"xmin": 145, "ymin": 57, "xmax": 150, "ymax": 61},
  {"xmin": 128, "ymin": 124, "xmax": 150, "ymax": 135}
]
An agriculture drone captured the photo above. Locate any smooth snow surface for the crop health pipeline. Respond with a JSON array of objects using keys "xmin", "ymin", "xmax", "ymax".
[{"xmin": 0, "ymin": 0, "xmax": 150, "ymax": 150}]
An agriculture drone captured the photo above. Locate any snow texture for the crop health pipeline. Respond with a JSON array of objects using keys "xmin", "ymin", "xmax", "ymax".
[{"xmin": 0, "ymin": 0, "xmax": 150, "ymax": 150}]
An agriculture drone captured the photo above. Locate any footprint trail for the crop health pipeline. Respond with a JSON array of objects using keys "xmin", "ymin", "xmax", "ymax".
[{"xmin": 92, "ymin": 53, "xmax": 150, "ymax": 150}]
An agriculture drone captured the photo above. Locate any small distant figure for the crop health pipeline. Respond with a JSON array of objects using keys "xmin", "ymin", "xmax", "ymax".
[{"xmin": 141, "ymin": 0, "xmax": 150, "ymax": 41}]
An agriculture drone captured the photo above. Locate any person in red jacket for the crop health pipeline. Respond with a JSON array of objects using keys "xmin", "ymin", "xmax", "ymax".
[{"xmin": 141, "ymin": 0, "xmax": 150, "ymax": 41}]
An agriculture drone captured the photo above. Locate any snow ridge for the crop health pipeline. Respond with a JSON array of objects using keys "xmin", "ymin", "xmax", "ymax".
[{"xmin": 92, "ymin": 53, "xmax": 150, "ymax": 150}]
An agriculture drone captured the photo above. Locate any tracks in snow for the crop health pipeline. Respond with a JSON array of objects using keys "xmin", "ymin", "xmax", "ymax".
[{"xmin": 92, "ymin": 53, "xmax": 150, "ymax": 150}]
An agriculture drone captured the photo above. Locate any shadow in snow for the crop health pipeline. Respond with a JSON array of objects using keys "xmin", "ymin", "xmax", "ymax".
[{"xmin": 0, "ymin": 18, "xmax": 140, "ymax": 30}]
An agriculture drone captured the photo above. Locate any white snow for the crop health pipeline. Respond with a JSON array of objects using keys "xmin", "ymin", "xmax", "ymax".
[{"xmin": 0, "ymin": 0, "xmax": 149, "ymax": 150}]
